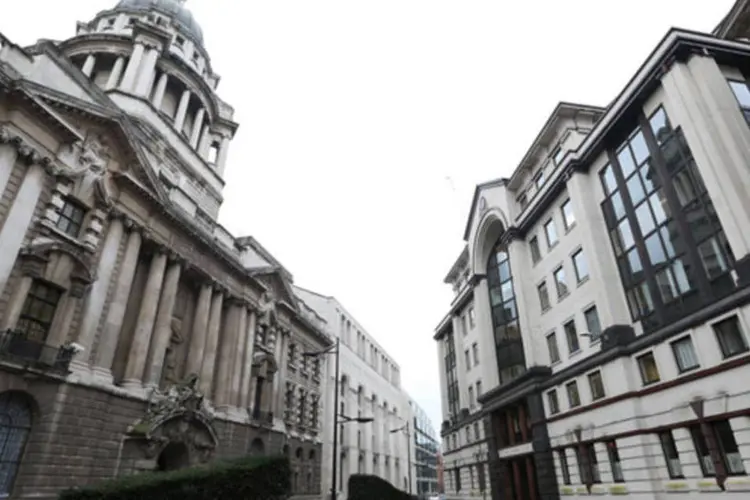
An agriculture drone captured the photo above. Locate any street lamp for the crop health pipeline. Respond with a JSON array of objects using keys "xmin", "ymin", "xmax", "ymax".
[
  {"xmin": 390, "ymin": 420, "xmax": 412, "ymax": 494},
  {"xmin": 303, "ymin": 337, "xmax": 372, "ymax": 500}
]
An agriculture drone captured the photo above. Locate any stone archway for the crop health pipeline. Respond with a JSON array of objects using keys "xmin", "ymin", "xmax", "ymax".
[{"xmin": 157, "ymin": 442, "xmax": 190, "ymax": 471}]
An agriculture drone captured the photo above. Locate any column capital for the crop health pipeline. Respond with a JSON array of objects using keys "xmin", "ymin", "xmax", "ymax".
[
  {"xmin": 123, "ymin": 217, "xmax": 143, "ymax": 235},
  {"xmin": 167, "ymin": 251, "xmax": 185, "ymax": 265}
]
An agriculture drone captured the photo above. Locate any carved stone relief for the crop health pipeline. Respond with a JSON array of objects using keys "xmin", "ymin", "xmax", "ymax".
[{"xmin": 56, "ymin": 131, "xmax": 119, "ymax": 207}]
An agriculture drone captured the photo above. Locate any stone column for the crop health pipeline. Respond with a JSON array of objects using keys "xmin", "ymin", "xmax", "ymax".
[
  {"xmin": 94, "ymin": 224, "xmax": 142, "ymax": 381},
  {"xmin": 151, "ymin": 72, "xmax": 169, "ymax": 109},
  {"xmin": 214, "ymin": 301, "xmax": 241, "ymax": 407},
  {"xmin": 185, "ymin": 282, "xmax": 212, "ymax": 376},
  {"xmin": 198, "ymin": 125, "xmax": 211, "ymax": 158},
  {"xmin": 77, "ymin": 215, "xmax": 124, "ymax": 359},
  {"xmin": 274, "ymin": 330, "xmax": 288, "ymax": 416},
  {"xmin": 82, "ymin": 54, "xmax": 96, "ymax": 78},
  {"xmin": 143, "ymin": 256, "xmax": 182, "ymax": 388},
  {"xmin": 134, "ymin": 44, "xmax": 160, "ymax": 97},
  {"xmin": 0, "ymin": 276, "xmax": 32, "ymax": 330},
  {"xmin": 229, "ymin": 306, "xmax": 248, "ymax": 407},
  {"xmin": 199, "ymin": 287, "xmax": 224, "ymax": 397},
  {"xmin": 239, "ymin": 310, "xmax": 256, "ymax": 408},
  {"xmin": 119, "ymin": 42, "xmax": 145, "ymax": 91},
  {"xmin": 105, "ymin": 56, "xmax": 125, "ymax": 90},
  {"xmin": 189, "ymin": 108, "xmax": 205, "ymax": 149},
  {"xmin": 173, "ymin": 89, "xmax": 191, "ymax": 132},
  {"xmin": 122, "ymin": 248, "xmax": 168, "ymax": 389},
  {"xmin": 0, "ymin": 140, "xmax": 19, "ymax": 197},
  {"xmin": 216, "ymin": 135, "xmax": 231, "ymax": 176},
  {"xmin": 0, "ymin": 162, "xmax": 45, "ymax": 294}
]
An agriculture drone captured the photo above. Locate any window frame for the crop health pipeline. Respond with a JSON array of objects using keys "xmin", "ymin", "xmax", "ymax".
[
  {"xmin": 538, "ymin": 281, "xmax": 551, "ymax": 312},
  {"xmin": 529, "ymin": 235, "xmax": 542, "ymax": 264},
  {"xmin": 544, "ymin": 218, "xmax": 559, "ymax": 248},
  {"xmin": 546, "ymin": 331, "xmax": 560, "ymax": 364},
  {"xmin": 55, "ymin": 197, "xmax": 87, "ymax": 238},
  {"xmin": 606, "ymin": 440, "xmax": 625, "ymax": 483},
  {"xmin": 565, "ymin": 380, "xmax": 581, "ymax": 408},
  {"xmin": 572, "ymin": 249, "xmax": 589, "ymax": 283},
  {"xmin": 561, "ymin": 198, "xmax": 576, "ymax": 231},
  {"xmin": 670, "ymin": 335, "xmax": 700, "ymax": 373},
  {"xmin": 558, "ymin": 449, "xmax": 571, "ymax": 485},
  {"xmin": 584, "ymin": 305, "xmax": 602, "ymax": 343},
  {"xmin": 636, "ymin": 351, "xmax": 660, "ymax": 385},
  {"xmin": 564, "ymin": 319, "xmax": 580, "ymax": 354},
  {"xmin": 659, "ymin": 430, "xmax": 684, "ymax": 479},
  {"xmin": 553, "ymin": 266, "xmax": 569, "ymax": 299},
  {"xmin": 587, "ymin": 370, "xmax": 605, "ymax": 401},
  {"xmin": 712, "ymin": 315, "xmax": 749, "ymax": 359},
  {"xmin": 547, "ymin": 389, "xmax": 560, "ymax": 415},
  {"xmin": 15, "ymin": 280, "xmax": 63, "ymax": 342}
]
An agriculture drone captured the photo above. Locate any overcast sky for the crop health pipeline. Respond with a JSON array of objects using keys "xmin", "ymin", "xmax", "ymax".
[{"xmin": 1, "ymin": 0, "xmax": 735, "ymax": 431}]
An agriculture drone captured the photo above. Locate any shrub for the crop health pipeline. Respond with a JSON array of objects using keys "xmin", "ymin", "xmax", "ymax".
[
  {"xmin": 58, "ymin": 455, "xmax": 291, "ymax": 500},
  {"xmin": 347, "ymin": 474, "xmax": 417, "ymax": 500}
]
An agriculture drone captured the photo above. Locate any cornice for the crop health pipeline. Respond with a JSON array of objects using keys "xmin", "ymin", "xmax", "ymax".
[{"xmin": 0, "ymin": 124, "xmax": 55, "ymax": 170}]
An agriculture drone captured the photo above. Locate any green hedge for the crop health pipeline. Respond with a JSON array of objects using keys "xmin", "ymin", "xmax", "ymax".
[
  {"xmin": 348, "ymin": 474, "xmax": 417, "ymax": 500},
  {"xmin": 59, "ymin": 455, "xmax": 291, "ymax": 500}
]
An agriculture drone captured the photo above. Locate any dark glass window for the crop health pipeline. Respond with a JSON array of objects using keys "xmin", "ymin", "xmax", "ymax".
[
  {"xmin": 553, "ymin": 147, "xmax": 565, "ymax": 166},
  {"xmin": 670, "ymin": 336, "xmax": 699, "ymax": 373},
  {"xmin": 636, "ymin": 352, "xmax": 660, "ymax": 385},
  {"xmin": 601, "ymin": 107, "xmax": 734, "ymax": 332},
  {"xmin": 0, "ymin": 393, "xmax": 32, "ymax": 497},
  {"xmin": 606, "ymin": 441, "xmax": 624, "ymax": 482},
  {"xmin": 529, "ymin": 236, "xmax": 541, "ymax": 264},
  {"xmin": 547, "ymin": 390, "xmax": 560, "ymax": 415},
  {"xmin": 565, "ymin": 381, "xmax": 580, "ymax": 408},
  {"xmin": 561, "ymin": 199, "xmax": 575, "ymax": 230},
  {"xmin": 564, "ymin": 320, "xmax": 580, "ymax": 354},
  {"xmin": 486, "ymin": 239, "xmax": 525, "ymax": 385},
  {"xmin": 55, "ymin": 198, "xmax": 86, "ymax": 238},
  {"xmin": 16, "ymin": 280, "xmax": 62, "ymax": 342},
  {"xmin": 713, "ymin": 316, "xmax": 748, "ymax": 359},
  {"xmin": 559, "ymin": 449, "xmax": 571, "ymax": 485},
  {"xmin": 584, "ymin": 306, "xmax": 602, "ymax": 342},
  {"xmin": 573, "ymin": 249, "xmax": 589, "ymax": 282},
  {"xmin": 535, "ymin": 170, "xmax": 545, "ymax": 190},
  {"xmin": 576, "ymin": 443, "xmax": 601, "ymax": 484},
  {"xmin": 689, "ymin": 422, "xmax": 744, "ymax": 477},
  {"xmin": 444, "ymin": 333, "xmax": 459, "ymax": 416},
  {"xmin": 659, "ymin": 430, "xmax": 684, "ymax": 479},
  {"xmin": 538, "ymin": 281, "xmax": 551, "ymax": 311},
  {"xmin": 554, "ymin": 266, "xmax": 569, "ymax": 298},
  {"xmin": 546, "ymin": 332, "xmax": 560, "ymax": 363},
  {"xmin": 588, "ymin": 371, "xmax": 605, "ymax": 401},
  {"xmin": 545, "ymin": 219, "xmax": 559, "ymax": 248}
]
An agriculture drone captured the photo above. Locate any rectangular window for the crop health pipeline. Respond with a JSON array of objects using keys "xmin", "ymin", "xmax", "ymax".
[
  {"xmin": 572, "ymin": 249, "xmax": 589, "ymax": 282},
  {"xmin": 561, "ymin": 199, "xmax": 575, "ymax": 230},
  {"xmin": 544, "ymin": 219, "xmax": 559, "ymax": 248},
  {"xmin": 472, "ymin": 342, "xmax": 479, "ymax": 366},
  {"xmin": 460, "ymin": 314, "xmax": 468, "ymax": 336},
  {"xmin": 729, "ymin": 79, "xmax": 750, "ymax": 124},
  {"xmin": 465, "ymin": 349, "xmax": 471, "ymax": 370},
  {"xmin": 56, "ymin": 198, "xmax": 86, "ymax": 238},
  {"xmin": 565, "ymin": 380, "xmax": 581, "ymax": 408},
  {"xmin": 554, "ymin": 266, "xmax": 569, "ymax": 298},
  {"xmin": 16, "ymin": 280, "xmax": 62, "ymax": 342},
  {"xmin": 670, "ymin": 336, "xmax": 700, "ymax": 373},
  {"xmin": 637, "ymin": 351, "xmax": 660, "ymax": 385},
  {"xmin": 534, "ymin": 170, "xmax": 545, "ymax": 190},
  {"xmin": 518, "ymin": 192, "xmax": 529, "ymax": 210},
  {"xmin": 659, "ymin": 430, "xmax": 683, "ymax": 479},
  {"xmin": 553, "ymin": 147, "xmax": 565, "ymax": 167},
  {"xmin": 588, "ymin": 371, "xmax": 605, "ymax": 401},
  {"xmin": 468, "ymin": 308, "xmax": 476, "ymax": 329},
  {"xmin": 606, "ymin": 441, "xmax": 624, "ymax": 482},
  {"xmin": 547, "ymin": 389, "xmax": 560, "ymax": 415},
  {"xmin": 564, "ymin": 320, "xmax": 580, "ymax": 354},
  {"xmin": 584, "ymin": 306, "xmax": 602, "ymax": 342},
  {"xmin": 558, "ymin": 449, "xmax": 571, "ymax": 485},
  {"xmin": 476, "ymin": 380, "xmax": 482, "ymax": 396},
  {"xmin": 529, "ymin": 236, "xmax": 541, "ymax": 264},
  {"xmin": 576, "ymin": 443, "xmax": 602, "ymax": 484},
  {"xmin": 455, "ymin": 468, "xmax": 461, "ymax": 491},
  {"xmin": 538, "ymin": 281, "xmax": 551, "ymax": 311},
  {"xmin": 468, "ymin": 386, "xmax": 474, "ymax": 407},
  {"xmin": 714, "ymin": 420, "xmax": 746, "ymax": 475},
  {"xmin": 713, "ymin": 316, "xmax": 748, "ymax": 359},
  {"xmin": 546, "ymin": 332, "xmax": 560, "ymax": 363}
]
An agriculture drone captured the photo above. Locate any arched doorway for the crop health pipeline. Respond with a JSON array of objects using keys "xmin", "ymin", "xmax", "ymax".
[
  {"xmin": 0, "ymin": 392, "xmax": 33, "ymax": 497},
  {"xmin": 249, "ymin": 438, "xmax": 265, "ymax": 456},
  {"xmin": 157, "ymin": 442, "xmax": 190, "ymax": 471}
]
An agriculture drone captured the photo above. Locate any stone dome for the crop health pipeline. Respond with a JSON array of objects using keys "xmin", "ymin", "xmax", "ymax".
[{"xmin": 115, "ymin": 0, "xmax": 204, "ymax": 45}]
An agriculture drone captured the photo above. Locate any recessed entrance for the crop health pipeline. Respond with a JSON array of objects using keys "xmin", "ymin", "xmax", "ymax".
[{"xmin": 157, "ymin": 442, "xmax": 190, "ymax": 471}]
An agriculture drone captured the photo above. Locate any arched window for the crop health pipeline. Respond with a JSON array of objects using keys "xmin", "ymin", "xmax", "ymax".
[
  {"xmin": 0, "ymin": 392, "xmax": 33, "ymax": 496},
  {"xmin": 486, "ymin": 237, "xmax": 526, "ymax": 385},
  {"xmin": 248, "ymin": 438, "xmax": 265, "ymax": 457}
]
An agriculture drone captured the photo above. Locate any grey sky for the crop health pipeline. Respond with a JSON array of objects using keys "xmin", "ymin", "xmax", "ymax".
[{"xmin": 1, "ymin": 0, "xmax": 734, "ymax": 431}]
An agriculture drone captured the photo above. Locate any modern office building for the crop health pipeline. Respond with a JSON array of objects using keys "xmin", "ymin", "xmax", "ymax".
[
  {"xmin": 294, "ymin": 286, "xmax": 413, "ymax": 498},
  {"xmin": 0, "ymin": 1, "xmax": 332, "ymax": 498},
  {"xmin": 435, "ymin": 1, "xmax": 750, "ymax": 499},
  {"xmin": 410, "ymin": 398, "xmax": 441, "ymax": 497}
]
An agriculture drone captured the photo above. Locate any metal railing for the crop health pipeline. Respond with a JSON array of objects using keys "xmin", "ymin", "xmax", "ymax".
[{"xmin": 0, "ymin": 329, "xmax": 76, "ymax": 374}]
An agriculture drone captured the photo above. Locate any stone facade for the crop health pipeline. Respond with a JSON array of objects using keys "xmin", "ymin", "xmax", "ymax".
[
  {"xmin": 0, "ymin": 1, "xmax": 329, "ymax": 499},
  {"xmin": 435, "ymin": 2, "xmax": 750, "ymax": 500}
]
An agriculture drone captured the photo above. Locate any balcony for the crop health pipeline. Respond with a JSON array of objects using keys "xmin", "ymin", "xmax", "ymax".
[{"xmin": 0, "ymin": 329, "xmax": 76, "ymax": 375}]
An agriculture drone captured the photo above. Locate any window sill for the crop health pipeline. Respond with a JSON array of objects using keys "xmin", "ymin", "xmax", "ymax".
[
  {"xmin": 564, "ymin": 222, "xmax": 577, "ymax": 234},
  {"xmin": 677, "ymin": 365, "xmax": 700, "ymax": 375},
  {"xmin": 541, "ymin": 306, "xmax": 552, "ymax": 315},
  {"xmin": 557, "ymin": 291, "xmax": 571, "ymax": 303},
  {"xmin": 577, "ymin": 276, "xmax": 590, "ymax": 287},
  {"xmin": 568, "ymin": 349, "xmax": 583, "ymax": 360},
  {"xmin": 642, "ymin": 379, "xmax": 661, "ymax": 387},
  {"xmin": 548, "ymin": 241, "xmax": 560, "ymax": 251},
  {"xmin": 722, "ymin": 348, "xmax": 750, "ymax": 361}
]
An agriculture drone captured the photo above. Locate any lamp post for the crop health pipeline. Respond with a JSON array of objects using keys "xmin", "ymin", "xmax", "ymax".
[
  {"xmin": 303, "ymin": 337, "xmax": 372, "ymax": 500},
  {"xmin": 390, "ymin": 420, "xmax": 412, "ymax": 494}
]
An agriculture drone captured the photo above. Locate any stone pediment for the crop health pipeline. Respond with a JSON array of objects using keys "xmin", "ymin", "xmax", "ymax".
[
  {"xmin": 35, "ymin": 94, "xmax": 170, "ymax": 206},
  {"xmin": 254, "ymin": 269, "xmax": 298, "ymax": 313}
]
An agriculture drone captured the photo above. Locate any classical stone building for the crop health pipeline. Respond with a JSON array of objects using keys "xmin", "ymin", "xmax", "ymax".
[
  {"xmin": 435, "ymin": 1, "xmax": 750, "ymax": 499},
  {"xmin": 0, "ymin": 1, "xmax": 330, "ymax": 499}
]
